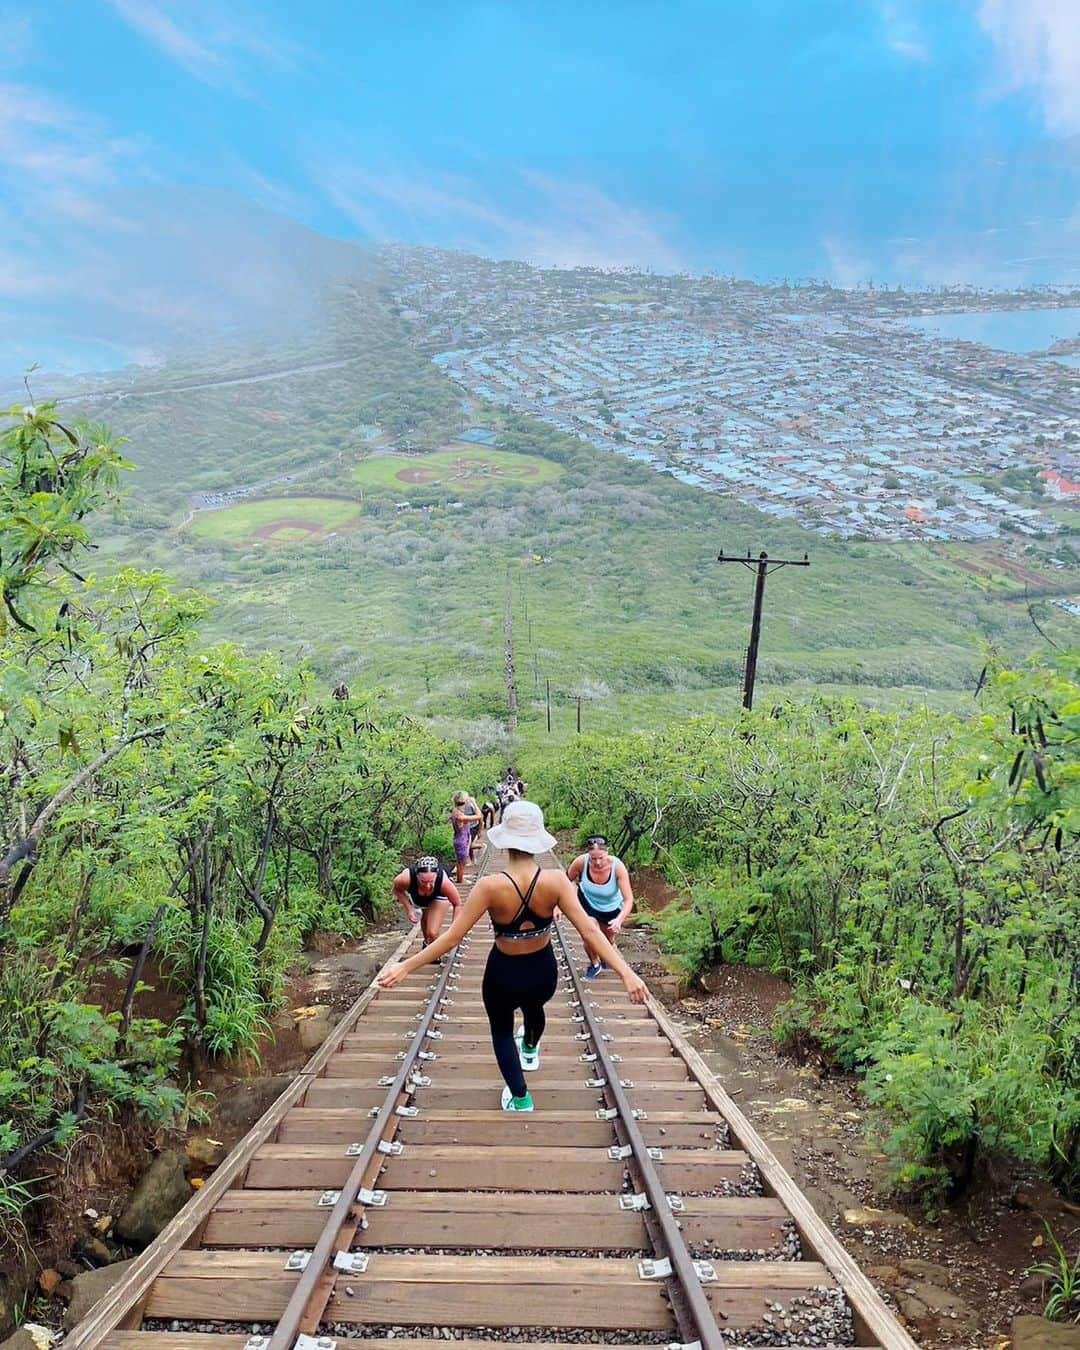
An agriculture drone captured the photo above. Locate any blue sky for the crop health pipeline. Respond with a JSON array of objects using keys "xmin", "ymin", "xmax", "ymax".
[{"xmin": 1, "ymin": 0, "xmax": 1078, "ymax": 366}]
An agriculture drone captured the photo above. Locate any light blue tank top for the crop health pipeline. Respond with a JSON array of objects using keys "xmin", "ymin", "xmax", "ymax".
[{"xmin": 578, "ymin": 855, "xmax": 623, "ymax": 913}]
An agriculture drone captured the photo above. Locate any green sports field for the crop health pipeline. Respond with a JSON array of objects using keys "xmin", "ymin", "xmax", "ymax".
[
  {"xmin": 188, "ymin": 495, "xmax": 362, "ymax": 545},
  {"xmin": 353, "ymin": 447, "xmax": 562, "ymax": 493}
]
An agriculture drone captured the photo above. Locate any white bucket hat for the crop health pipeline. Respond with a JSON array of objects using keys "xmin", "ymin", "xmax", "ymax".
[{"xmin": 487, "ymin": 799, "xmax": 556, "ymax": 854}]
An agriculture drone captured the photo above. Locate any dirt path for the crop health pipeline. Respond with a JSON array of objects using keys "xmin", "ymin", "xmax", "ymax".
[{"xmin": 615, "ymin": 886, "xmax": 1077, "ymax": 1349}]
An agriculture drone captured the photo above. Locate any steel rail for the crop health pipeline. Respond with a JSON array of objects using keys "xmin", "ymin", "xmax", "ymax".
[
  {"xmin": 554, "ymin": 921, "xmax": 726, "ymax": 1350},
  {"xmin": 266, "ymin": 853, "xmax": 487, "ymax": 1350}
]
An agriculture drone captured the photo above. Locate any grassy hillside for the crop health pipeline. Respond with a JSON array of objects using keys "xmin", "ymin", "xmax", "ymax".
[{"xmin": 50, "ymin": 248, "xmax": 1074, "ymax": 733}]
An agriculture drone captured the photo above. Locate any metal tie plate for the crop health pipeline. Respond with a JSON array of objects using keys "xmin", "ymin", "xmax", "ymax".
[
  {"xmin": 295, "ymin": 1337, "xmax": 336, "ymax": 1350},
  {"xmin": 619, "ymin": 1192, "xmax": 651, "ymax": 1211},
  {"xmin": 317, "ymin": 1190, "xmax": 341, "ymax": 1207},
  {"xmin": 608, "ymin": 1144, "xmax": 632, "ymax": 1160},
  {"xmin": 332, "ymin": 1251, "xmax": 369, "ymax": 1275},
  {"xmin": 285, "ymin": 1250, "xmax": 312, "ymax": 1270},
  {"xmin": 377, "ymin": 1139, "xmax": 404, "ymax": 1155},
  {"xmin": 357, "ymin": 1187, "xmax": 388, "ymax": 1207},
  {"xmin": 638, "ymin": 1257, "xmax": 672, "ymax": 1279}
]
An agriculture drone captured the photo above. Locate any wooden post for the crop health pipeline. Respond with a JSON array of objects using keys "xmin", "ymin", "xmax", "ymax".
[
  {"xmin": 546, "ymin": 679, "xmax": 551, "ymax": 734},
  {"xmin": 717, "ymin": 549, "xmax": 810, "ymax": 711},
  {"xmin": 576, "ymin": 696, "xmax": 582, "ymax": 733},
  {"xmin": 504, "ymin": 576, "xmax": 518, "ymax": 731}
]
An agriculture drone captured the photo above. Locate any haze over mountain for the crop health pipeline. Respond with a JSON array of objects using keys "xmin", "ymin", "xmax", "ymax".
[
  {"xmin": 1, "ymin": 187, "xmax": 379, "ymax": 379},
  {"xmin": 4, "ymin": 1, "xmax": 1080, "ymax": 385}
]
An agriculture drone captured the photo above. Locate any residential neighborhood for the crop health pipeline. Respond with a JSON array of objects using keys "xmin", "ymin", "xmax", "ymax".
[{"xmin": 384, "ymin": 247, "xmax": 1080, "ymax": 543}]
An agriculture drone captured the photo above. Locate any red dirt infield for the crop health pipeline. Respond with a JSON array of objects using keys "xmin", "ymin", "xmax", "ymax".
[{"xmin": 252, "ymin": 517, "xmax": 325, "ymax": 540}]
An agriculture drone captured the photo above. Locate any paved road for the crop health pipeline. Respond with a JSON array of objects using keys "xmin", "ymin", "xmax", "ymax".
[{"xmin": 62, "ymin": 354, "xmax": 370, "ymax": 405}]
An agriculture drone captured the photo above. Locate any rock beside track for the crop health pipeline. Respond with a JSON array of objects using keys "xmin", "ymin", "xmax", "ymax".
[
  {"xmin": 115, "ymin": 1150, "xmax": 190, "ymax": 1246},
  {"xmin": 61, "ymin": 1260, "xmax": 137, "ymax": 1331},
  {"xmin": 1011, "ymin": 1315, "xmax": 1080, "ymax": 1348}
]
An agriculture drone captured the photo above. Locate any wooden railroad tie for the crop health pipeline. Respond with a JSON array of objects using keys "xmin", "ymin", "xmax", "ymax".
[{"xmin": 65, "ymin": 844, "xmax": 916, "ymax": 1350}]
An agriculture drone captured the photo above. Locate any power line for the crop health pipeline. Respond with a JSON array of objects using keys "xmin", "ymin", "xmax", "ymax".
[{"xmin": 717, "ymin": 549, "xmax": 810, "ymax": 710}]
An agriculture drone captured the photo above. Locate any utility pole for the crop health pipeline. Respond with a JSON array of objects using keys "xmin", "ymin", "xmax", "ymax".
[
  {"xmin": 717, "ymin": 549, "xmax": 810, "ymax": 711},
  {"xmin": 504, "ymin": 574, "xmax": 518, "ymax": 731}
]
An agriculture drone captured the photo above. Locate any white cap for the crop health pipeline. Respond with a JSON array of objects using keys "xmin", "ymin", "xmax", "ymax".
[{"xmin": 487, "ymin": 799, "xmax": 556, "ymax": 854}]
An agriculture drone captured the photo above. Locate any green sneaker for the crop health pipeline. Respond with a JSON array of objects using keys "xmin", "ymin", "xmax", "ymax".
[
  {"xmin": 501, "ymin": 1086, "xmax": 534, "ymax": 1112},
  {"xmin": 516, "ymin": 1030, "xmax": 540, "ymax": 1072}
]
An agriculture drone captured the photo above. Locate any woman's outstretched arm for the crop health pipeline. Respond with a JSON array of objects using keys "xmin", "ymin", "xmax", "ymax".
[{"xmin": 377, "ymin": 882, "xmax": 491, "ymax": 987}]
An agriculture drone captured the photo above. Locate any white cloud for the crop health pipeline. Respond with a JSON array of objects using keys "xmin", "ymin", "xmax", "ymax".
[
  {"xmin": 1, "ymin": 9, "xmax": 34, "ymax": 67},
  {"xmin": 0, "ymin": 82, "xmax": 150, "ymax": 300},
  {"xmin": 821, "ymin": 235, "xmax": 876, "ymax": 288},
  {"xmin": 878, "ymin": 2, "xmax": 930, "ymax": 62},
  {"xmin": 105, "ymin": 0, "xmax": 308, "ymax": 94},
  {"xmin": 0, "ymin": 82, "xmax": 145, "ymax": 199},
  {"xmin": 106, "ymin": 0, "xmax": 231, "ymax": 87},
  {"xmin": 978, "ymin": 0, "xmax": 1080, "ymax": 134},
  {"xmin": 311, "ymin": 158, "xmax": 685, "ymax": 272}
]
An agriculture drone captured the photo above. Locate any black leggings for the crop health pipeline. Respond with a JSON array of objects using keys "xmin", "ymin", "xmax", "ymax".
[{"xmin": 481, "ymin": 943, "xmax": 559, "ymax": 1098}]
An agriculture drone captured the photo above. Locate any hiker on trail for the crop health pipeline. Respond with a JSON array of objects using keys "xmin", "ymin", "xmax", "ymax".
[
  {"xmin": 450, "ymin": 790, "xmax": 482, "ymax": 883},
  {"xmin": 481, "ymin": 789, "xmax": 499, "ymax": 832},
  {"xmin": 565, "ymin": 835, "xmax": 635, "ymax": 980},
  {"xmin": 465, "ymin": 791, "xmax": 484, "ymax": 861},
  {"xmin": 378, "ymin": 800, "xmax": 647, "ymax": 1112},
  {"xmin": 390, "ymin": 857, "xmax": 462, "ymax": 948},
  {"xmin": 496, "ymin": 773, "xmax": 522, "ymax": 822}
]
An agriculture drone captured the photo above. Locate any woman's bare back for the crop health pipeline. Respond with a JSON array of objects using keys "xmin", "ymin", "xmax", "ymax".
[{"xmin": 476, "ymin": 865, "xmax": 570, "ymax": 950}]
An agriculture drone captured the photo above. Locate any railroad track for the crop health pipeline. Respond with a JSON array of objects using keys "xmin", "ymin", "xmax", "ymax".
[{"xmin": 66, "ymin": 846, "xmax": 917, "ymax": 1350}]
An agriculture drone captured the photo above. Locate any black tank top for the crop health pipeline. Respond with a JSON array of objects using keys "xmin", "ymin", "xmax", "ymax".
[
  {"xmin": 408, "ymin": 865, "xmax": 446, "ymax": 905},
  {"xmin": 490, "ymin": 868, "xmax": 553, "ymax": 941}
]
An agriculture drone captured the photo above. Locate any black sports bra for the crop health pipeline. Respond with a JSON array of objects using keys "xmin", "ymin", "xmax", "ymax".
[{"xmin": 491, "ymin": 868, "xmax": 553, "ymax": 941}]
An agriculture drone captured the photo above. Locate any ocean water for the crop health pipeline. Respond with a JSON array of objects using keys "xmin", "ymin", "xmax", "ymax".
[{"xmin": 902, "ymin": 307, "xmax": 1080, "ymax": 361}]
